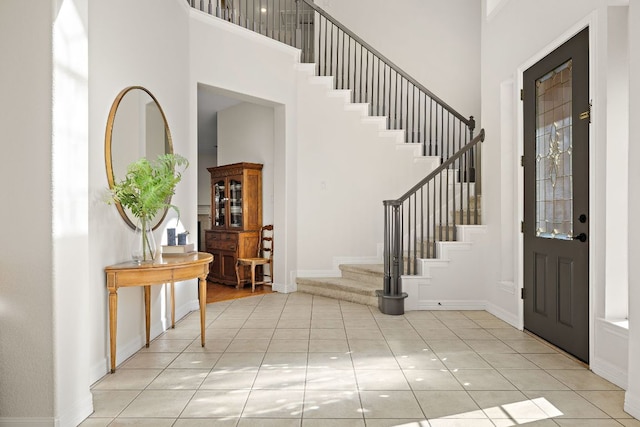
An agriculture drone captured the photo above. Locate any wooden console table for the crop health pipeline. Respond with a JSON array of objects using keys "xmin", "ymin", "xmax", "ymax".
[{"xmin": 105, "ymin": 252, "xmax": 213, "ymax": 373}]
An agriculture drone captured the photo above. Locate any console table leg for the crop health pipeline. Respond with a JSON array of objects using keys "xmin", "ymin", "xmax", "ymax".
[
  {"xmin": 144, "ymin": 285, "xmax": 151, "ymax": 347},
  {"xmin": 199, "ymin": 276, "xmax": 206, "ymax": 346},
  {"xmin": 171, "ymin": 282, "xmax": 176, "ymax": 329},
  {"xmin": 108, "ymin": 288, "xmax": 118, "ymax": 373}
]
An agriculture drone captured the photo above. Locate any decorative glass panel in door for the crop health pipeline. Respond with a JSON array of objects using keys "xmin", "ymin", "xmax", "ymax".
[
  {"xmin": 229, "ymin": 178, "xmax": 243, "ymax": 228},
  {"xmin": 214, "ymin": 179, "xmax": 226, "ymax": 227},
  {"xmin": 535, "ymin": 60, "xmax": 573, "ymax": 240}
]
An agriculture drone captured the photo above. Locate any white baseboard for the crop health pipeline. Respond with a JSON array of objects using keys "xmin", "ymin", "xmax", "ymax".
[
  {"xmin": 90, "ymin": 301, "xmax": 200, "ymax": 384},
  {"xmin": 486, "ymin": 301, "xmax": 520, "ymax": 328},
  {"xmin": 416, "ymin": 299, "xmax": 487, "ymax": 311},
  {"xmin": 0, "ymin": 418, "xmax": 56, "ymax": 426},
  {"xmin": 591, "ymin": 356, "xmax": 628, "ymax": 390},
  {"xmin": 624, "ymin": 390, "xmax": 640, "ymax": 420},
  {"xmin": 57, "ymin": 392, "xmax": 93, "ymax": 427},
  {"xmin": 295, "ymin": 269, "xmax": 341, "ymax": 278}
]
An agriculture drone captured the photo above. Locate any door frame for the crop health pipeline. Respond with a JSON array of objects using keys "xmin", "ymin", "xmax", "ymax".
[{"xmin": 515, "ymin": 13, "xmax": 598, "ymax": 362}]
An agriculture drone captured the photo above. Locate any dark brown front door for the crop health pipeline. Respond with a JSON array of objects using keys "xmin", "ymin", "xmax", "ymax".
[{"xmin": 523, "ymin": 27, "xmax": 590, "ymax": 363}]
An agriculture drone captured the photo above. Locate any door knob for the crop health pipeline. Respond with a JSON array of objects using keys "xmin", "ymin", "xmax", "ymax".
[{"xmin": 573, "ymin": 233, "xmax": 587, "ymax": 242}]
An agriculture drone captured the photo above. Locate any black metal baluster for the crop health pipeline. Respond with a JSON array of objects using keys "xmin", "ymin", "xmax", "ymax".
[
  {"xmin": 340, "ymin": 31, "xmax": 345, "ymax": 89},
  {"xmin": 394, "ymin": 71, "xmax": 398, "ymax": 129},
  {"xmin": 423, "ymin": 94, "xmax": 428, "ymax": 155},
  {"xmin": 347, "ymin": 35, "xmax": 352, "ymax": 101},
  {"xmin": 418, "ymin": 187, "xmax": 423, "ymax": 260},
  {"xmin": 359, "ymin": 44, "xmax": 363, "ymax": 103},
  {"xmin": 329, "ymin": 23, "xmax": 334, "ymax": 80},
  {"xmin": 323, "ymin": 17, "xmax": 328, "ymax": 76},
  {"xmin": 405, "ymin": 81, "xmax": 409, "ymax": 142},
  {"xmin": 399, "ymin": 78, "xmax": 404, "ymax": 139},
  {"xmin": 417, "ymin": 89, "xmax": 421, "ymax": 148},
  {"xmin": 316, "ymin": 14, "xmax": 321, "ymax": 74},
  {"xmin": 382, "ymin": 64, "xmax": 387, "ymax": 119},
  {"xmin": 365, "ymin": 50, "xmax": 369, "ymax": 109}
]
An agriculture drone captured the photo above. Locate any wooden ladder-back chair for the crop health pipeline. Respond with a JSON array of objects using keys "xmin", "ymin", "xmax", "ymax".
[{"xmin": 235, "ymin": 225, "xmax": 273, "ymax": 292}]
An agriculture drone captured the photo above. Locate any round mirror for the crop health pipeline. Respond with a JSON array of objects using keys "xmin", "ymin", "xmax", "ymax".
[{"xmin": 105, "ymin": 86, "xmax": 173, "ymax": 230}]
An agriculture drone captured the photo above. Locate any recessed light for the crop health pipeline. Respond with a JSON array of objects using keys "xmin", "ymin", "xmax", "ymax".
[{"xmin": 261, "ymin": 7, "xmax": 267, "ymax": 12}]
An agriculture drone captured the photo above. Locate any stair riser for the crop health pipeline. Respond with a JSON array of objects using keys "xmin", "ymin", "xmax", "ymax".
[
  {"xmin": 296, "ymin": 278, "xmax": 378, "ymax": 296},
  {"xmin": 297, "ymin": 283, "xmax": 378, "ymax": 307},
  {"xmin": 341, "ymin": 270, "xmax": 382, "ymax": 287}
]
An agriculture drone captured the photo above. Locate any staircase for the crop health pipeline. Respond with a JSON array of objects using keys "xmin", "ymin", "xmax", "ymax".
[
  {"xmin": 296, "ymin": 196, "xmax": 484, "ymax": 307},
  {"xmin": 189, "ymin": 0, "xmax": 486, "ymax": 311}
]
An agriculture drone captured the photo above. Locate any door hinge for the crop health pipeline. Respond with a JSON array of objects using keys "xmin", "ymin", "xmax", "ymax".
[
  {"xmin": 521, "ymin": 221, "xmax": 524, "ymax": 233},
  {"xmin": 579, "ymin": 101, "xmax": 592, "ymax": 122},
  {"xmin": 520, "ymin": 89, "xmax": 524, "ymax": 101},
  {"xmin": 521, "ymin": 288, "xmax": 526, "ymax": 299},
  {"xmin": 521, "ymin": 156, "xmax": 524, "ymax": 167}
]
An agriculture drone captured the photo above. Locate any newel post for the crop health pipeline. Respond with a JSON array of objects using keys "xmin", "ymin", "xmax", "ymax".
[{"xmin": 378, "ymin": 200, "xmax": 408, "ymax": 315}]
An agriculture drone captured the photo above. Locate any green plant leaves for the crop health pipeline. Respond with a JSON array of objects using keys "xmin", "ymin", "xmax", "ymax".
[{"xmin": 109, "ymin": 153, "xmax": 189, "ymax": 224}]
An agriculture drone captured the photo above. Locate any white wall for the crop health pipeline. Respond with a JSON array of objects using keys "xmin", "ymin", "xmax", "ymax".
[
  {"xmin": 314, "ymin": 0, "xmax": 481, "ymax": 121},
  {"xmin": 218, "ymin": 102, "xmax": 276, "ymax": 226},
  {"xmin": 625, "ymin": 0, "xmax": 640, "ymax": 418},
  {"xmin": 87, "ymin": 2, "xmax": 302, "ymax": 391},
  {"xmin": 481, "ymin": 0, "xmax": 634, "ymax": 398},
  {"xmin": 189, "ymin": 11, "xmax": 300, "ymax": 292},
  {"xmin": 295, "ymin": 73, "xmax": 440, "ymax": 273},
  {"xmin": 53, "ymin": 0, "xmax": 93, "ymax": 425},
  {"xmin": 0, "ymin": 0, "xmax": 56, "ymax": 422},
  {"xmin": 88, "ymin": 0, "xmax": 192, "ymax": 384}
]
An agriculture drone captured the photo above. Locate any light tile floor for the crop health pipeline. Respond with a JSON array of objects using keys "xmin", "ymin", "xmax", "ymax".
[{"xmin": 82, "ymin": 292, "xmax": 640, "ymax": 427}]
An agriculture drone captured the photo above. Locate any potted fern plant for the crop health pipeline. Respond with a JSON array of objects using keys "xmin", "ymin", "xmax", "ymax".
[{"xmin": 109, "ymin": 153, "xmax": 189, "ymax": 263}]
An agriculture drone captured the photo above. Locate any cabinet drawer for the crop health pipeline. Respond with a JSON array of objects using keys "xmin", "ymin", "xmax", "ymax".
[
  {"xmin": 205, "ymin": 231, "xmax": 238, "ymax": 252},
  {"xmin": 206, "ymin": 240, "xmax": 237, "ymax": 251}
]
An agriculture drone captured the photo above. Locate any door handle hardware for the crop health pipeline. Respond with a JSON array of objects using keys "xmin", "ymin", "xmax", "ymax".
[{"xmin": 573, "ymin": 233, "xmax": 587, "ymax": 242}]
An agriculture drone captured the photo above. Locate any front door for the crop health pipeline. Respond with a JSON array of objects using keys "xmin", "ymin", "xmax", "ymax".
[{"xmin": 523, "ymin": 27, "xmax": 590, "ymax": 363}]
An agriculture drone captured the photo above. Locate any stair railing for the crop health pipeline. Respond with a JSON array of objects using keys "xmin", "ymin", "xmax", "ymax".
[
  {"xmin": 187, "ymin": 0, "xmax": 484, "ymax": 315},
  {"xmin": 379, "ymin": 129, "xmax": 485, "ymax": 314},
  {"xmin": 188, "ymin": 0, "xmax": 476, "ymax": 158}
]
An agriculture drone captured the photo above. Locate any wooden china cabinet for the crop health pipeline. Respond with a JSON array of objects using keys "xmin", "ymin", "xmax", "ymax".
[{"xmin": 205, "ymin": 162, "xmax": 263, "ymax": 286}]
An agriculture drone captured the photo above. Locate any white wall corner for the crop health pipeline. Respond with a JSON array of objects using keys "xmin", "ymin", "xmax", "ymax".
[
  {"xmin": 485, "ymin": 0, "xmax": 512, "ymax": 22},
  {"xmin": 273, "ymin": 281, "xmax": 296, "ymax": 293}
]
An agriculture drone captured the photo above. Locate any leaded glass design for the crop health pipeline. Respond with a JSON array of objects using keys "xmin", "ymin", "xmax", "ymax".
[{"xmin": 535, "ymin": 60, "xmax": 573, "ymax": 240}]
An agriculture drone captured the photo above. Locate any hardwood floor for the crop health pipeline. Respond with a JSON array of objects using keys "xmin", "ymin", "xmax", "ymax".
[{"xmin": 206, "ymin": 280, "xmax": 272, "ymax": 303}]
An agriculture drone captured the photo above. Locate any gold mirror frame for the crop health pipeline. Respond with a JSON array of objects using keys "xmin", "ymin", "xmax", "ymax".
[{"xmin": 105, "ymin": 86, "xmax": 174, "ymax": 230}]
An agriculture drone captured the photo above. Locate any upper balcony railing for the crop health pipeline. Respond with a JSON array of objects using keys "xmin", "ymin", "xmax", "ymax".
[{"xmin": 188, "ymin": 0, "xmax": 476, "ymax": 159}]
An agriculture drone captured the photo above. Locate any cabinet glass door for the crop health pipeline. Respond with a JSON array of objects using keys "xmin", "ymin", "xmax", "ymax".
[
  {"xmin": 214, "ymin": 179, "xmax": 226, "ymax": 227},
  {"xmin": 229, "ymin": 178, "xmax": 243, "ymax": 228}
]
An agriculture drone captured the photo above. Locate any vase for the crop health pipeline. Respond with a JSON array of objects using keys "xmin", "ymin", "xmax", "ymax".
[{"xmin": 132, "ymin": 218, "xmax": 157, "ymax": 263}]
